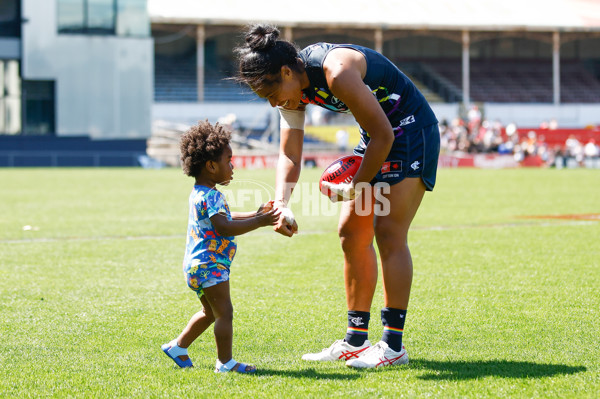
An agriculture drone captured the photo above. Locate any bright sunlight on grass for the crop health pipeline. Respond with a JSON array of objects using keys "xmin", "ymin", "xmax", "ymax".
[{"xmin": 0, "ymin": 167, "xmax": 598, "ymax": 398}]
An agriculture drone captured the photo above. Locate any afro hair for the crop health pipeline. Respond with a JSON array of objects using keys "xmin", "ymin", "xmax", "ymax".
[{"xmin": 180, "ymin": 120, "xmax": 231, "ymax": 177}]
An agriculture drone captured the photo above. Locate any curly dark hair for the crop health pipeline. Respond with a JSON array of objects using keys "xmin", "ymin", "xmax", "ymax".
[{"xmin": 180, "ymin": 120, "xmax": 231, "ymax": 177}]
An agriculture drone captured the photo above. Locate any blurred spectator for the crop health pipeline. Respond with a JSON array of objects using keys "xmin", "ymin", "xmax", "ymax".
[
  {"xmin": 439, "ymin": 117, "xmax": 469, "ymax": 153},
  {"xmin": 565, "ymin": 134, "xmax": 584, "ymax": 165},
  {"xmin": 523, "ymin": 131, "xmax": 538, "ymax": 156},
  {"xmin": 584, "ymin": 139, "xmax": 599, "ymax": 159},
  {"xmin": 537, "ymin": 136, "xmax": 551, "ymax": 165},
  {"xmin": 479, "ymin": 120, "xmax": 503, "ymax": 152},
  {"xmin": 513, "ymin": 144, "xmax": 525, "ymax": 163},
  {"xmin": 467, "ymin": 105, "xmax": 482, "ymax": 130},
  {"xmin": 552, "ymin": 145, "xmax": 566, "ymax": 168},
  {"xmin": 336, "ymin": 129, "xmax": 349, "ymax": 152},
  {"xmin": 505, "ymin": 122, "xmax": 517, "ymax": 137},
  {"xmin": 498, "ymin": 122, "xmax": 518, "ymax": 154}
]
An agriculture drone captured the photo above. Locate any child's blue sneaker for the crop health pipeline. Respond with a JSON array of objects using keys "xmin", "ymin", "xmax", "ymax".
[{"xmin": 161, "ymin": 339, "xmax": 193, "ymax": 368}]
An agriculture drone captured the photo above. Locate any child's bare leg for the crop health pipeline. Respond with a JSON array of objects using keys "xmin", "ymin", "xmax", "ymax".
[
  {"xmin": 176, "ymin": 296, "xmax": 215, "ymax": 361},
  {"xmin": 203, "ymin": 281, "xmax": 255, "ymax": 371},
  {"xmin": 203, "ymin": 281, "xmax": 234, "ymax": 362}
]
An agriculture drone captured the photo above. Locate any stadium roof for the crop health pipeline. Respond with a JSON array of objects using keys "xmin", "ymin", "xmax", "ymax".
[{"xmin": 148, "ymin": 0, "xmax": 600, "ymax": 32}]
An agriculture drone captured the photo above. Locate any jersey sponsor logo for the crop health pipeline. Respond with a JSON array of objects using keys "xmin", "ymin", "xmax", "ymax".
[
  {"xmin": 324, "ymin": 157, "xmax": 357, "ymax": 182},
  {"xmin": 381, "ymin": 161, "xmax": 402, "ymax": 174},
  {"xmin": 379, "ymin": 160, "xmax": 402, "ymax": 180},
  {"xmin": 398, "ymin": 115, "xmax": 416, "ymax": 127}
]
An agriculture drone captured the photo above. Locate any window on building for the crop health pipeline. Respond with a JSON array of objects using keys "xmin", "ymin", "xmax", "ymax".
[
  {"xmin": 87, "ymin": 0, "xmax": 116, "ymax": 34},
  {"xmin": 117, "ymin": 0, "xmax": 149, "ymax": 37},
  {"xmin": 0, "ymin": 59, "xmax": 21, "ymax": 135},
  {"xmin": 22, "ymin": 80, "xmax": 55, "ymax": 135},
  {"xmin": 58, "ymin": 0, "xmax": 115, "ymax": 34},
  {"xmin": 57, "ymin": 0, "xmax": 149, "ymax": 37},
  {"xmin": 0, "ymin": 0, "xmax": 21, "ymax": 38},
  {"xmin": 57, "ymin": 0, "xmax": 87, "ymax": 33}
]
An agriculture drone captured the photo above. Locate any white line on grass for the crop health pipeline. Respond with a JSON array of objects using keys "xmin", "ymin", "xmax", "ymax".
[
  {"xmin": 0, "ymin": 234, "xmax": 184, "ymax": 244},
  {"xmin": 0, "ymin": 219, "xmax": 596, "ymax": 244}
]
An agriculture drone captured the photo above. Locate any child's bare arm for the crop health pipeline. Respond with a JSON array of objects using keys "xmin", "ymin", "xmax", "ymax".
[
  {"xmin": 230, "ymin": 201, "xmax": 275, "ymax": 220},
  {"xmin": 230, "ymin": 211, "xmax": 257, "ymax": 219},
  {"xmin": 210, "ymin": 208, "xmax": 280, "ymax": 236}
]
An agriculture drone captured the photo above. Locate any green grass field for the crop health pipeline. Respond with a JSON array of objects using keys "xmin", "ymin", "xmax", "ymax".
[{"xmin": 1, "ymin": 167, "xmax": 599, "ymax": 398}]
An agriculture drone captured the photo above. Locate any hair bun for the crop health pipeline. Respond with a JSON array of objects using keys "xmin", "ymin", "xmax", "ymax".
[{"xmin": 245, "ymin": 24, "xmax": 280, "ymax": 52}]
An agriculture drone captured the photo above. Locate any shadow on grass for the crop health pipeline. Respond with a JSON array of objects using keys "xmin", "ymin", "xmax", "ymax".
[
  {"xmin": 256, "ymin": 367, "xmax": 361, "ymax": 380},
  {"xmin": 410, "ymin": 359, "xmax": 586, "ymax": 380}
]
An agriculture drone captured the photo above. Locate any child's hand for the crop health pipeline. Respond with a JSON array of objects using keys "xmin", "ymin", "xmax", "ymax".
[
  {"xmin": 257, "ymin": 200, "xmax": 275, "ymax": 214},
  {"xmin": 257, "ymin": 208, "xmax": 280, "ymax": 227}
]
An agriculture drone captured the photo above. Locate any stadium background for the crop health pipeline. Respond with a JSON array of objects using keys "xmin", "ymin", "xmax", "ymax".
[{"xmin": 0, "ymin": 0, "xmax": 599, "ymax": 167}]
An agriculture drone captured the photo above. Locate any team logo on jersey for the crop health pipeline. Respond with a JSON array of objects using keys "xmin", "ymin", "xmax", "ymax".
[{"xmin": 411, "ymin": 161, "xmax": 421, "ymax": 170}]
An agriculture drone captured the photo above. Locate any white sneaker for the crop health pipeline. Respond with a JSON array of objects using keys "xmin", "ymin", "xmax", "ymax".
[
  {"xmin": 346, "ymin": 341, "xmax": 408, "ymax": 368},
  {"xmin": 301, "ymin": 339, "xmax": 371, "ymax": 362}
]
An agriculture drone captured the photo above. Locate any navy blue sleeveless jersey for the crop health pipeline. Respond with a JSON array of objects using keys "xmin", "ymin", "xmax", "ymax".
[{"xmin": 298, "ymin": 43, "xmax": 438, "ymax": 143}]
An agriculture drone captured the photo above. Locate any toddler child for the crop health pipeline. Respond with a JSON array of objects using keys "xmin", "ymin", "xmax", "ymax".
[{"xmin": 161, "ymin": 120, "xmax": 279, "ymax": 373}]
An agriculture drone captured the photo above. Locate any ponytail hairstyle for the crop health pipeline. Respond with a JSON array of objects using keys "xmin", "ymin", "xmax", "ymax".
[{"xmin": 234, "ymin": 24, "xmax": 303, "ymax": 91}]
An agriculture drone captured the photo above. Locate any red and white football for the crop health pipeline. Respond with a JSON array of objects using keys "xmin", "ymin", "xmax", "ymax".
[{"xmin": 319, "ymin": 155, "xmax": 362, "ymax": 197}]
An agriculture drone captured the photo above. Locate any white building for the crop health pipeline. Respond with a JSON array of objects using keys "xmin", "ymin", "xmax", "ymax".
[{"xmin": 0, "ymin": 0, "xmax": 153, "ymax": 139}]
